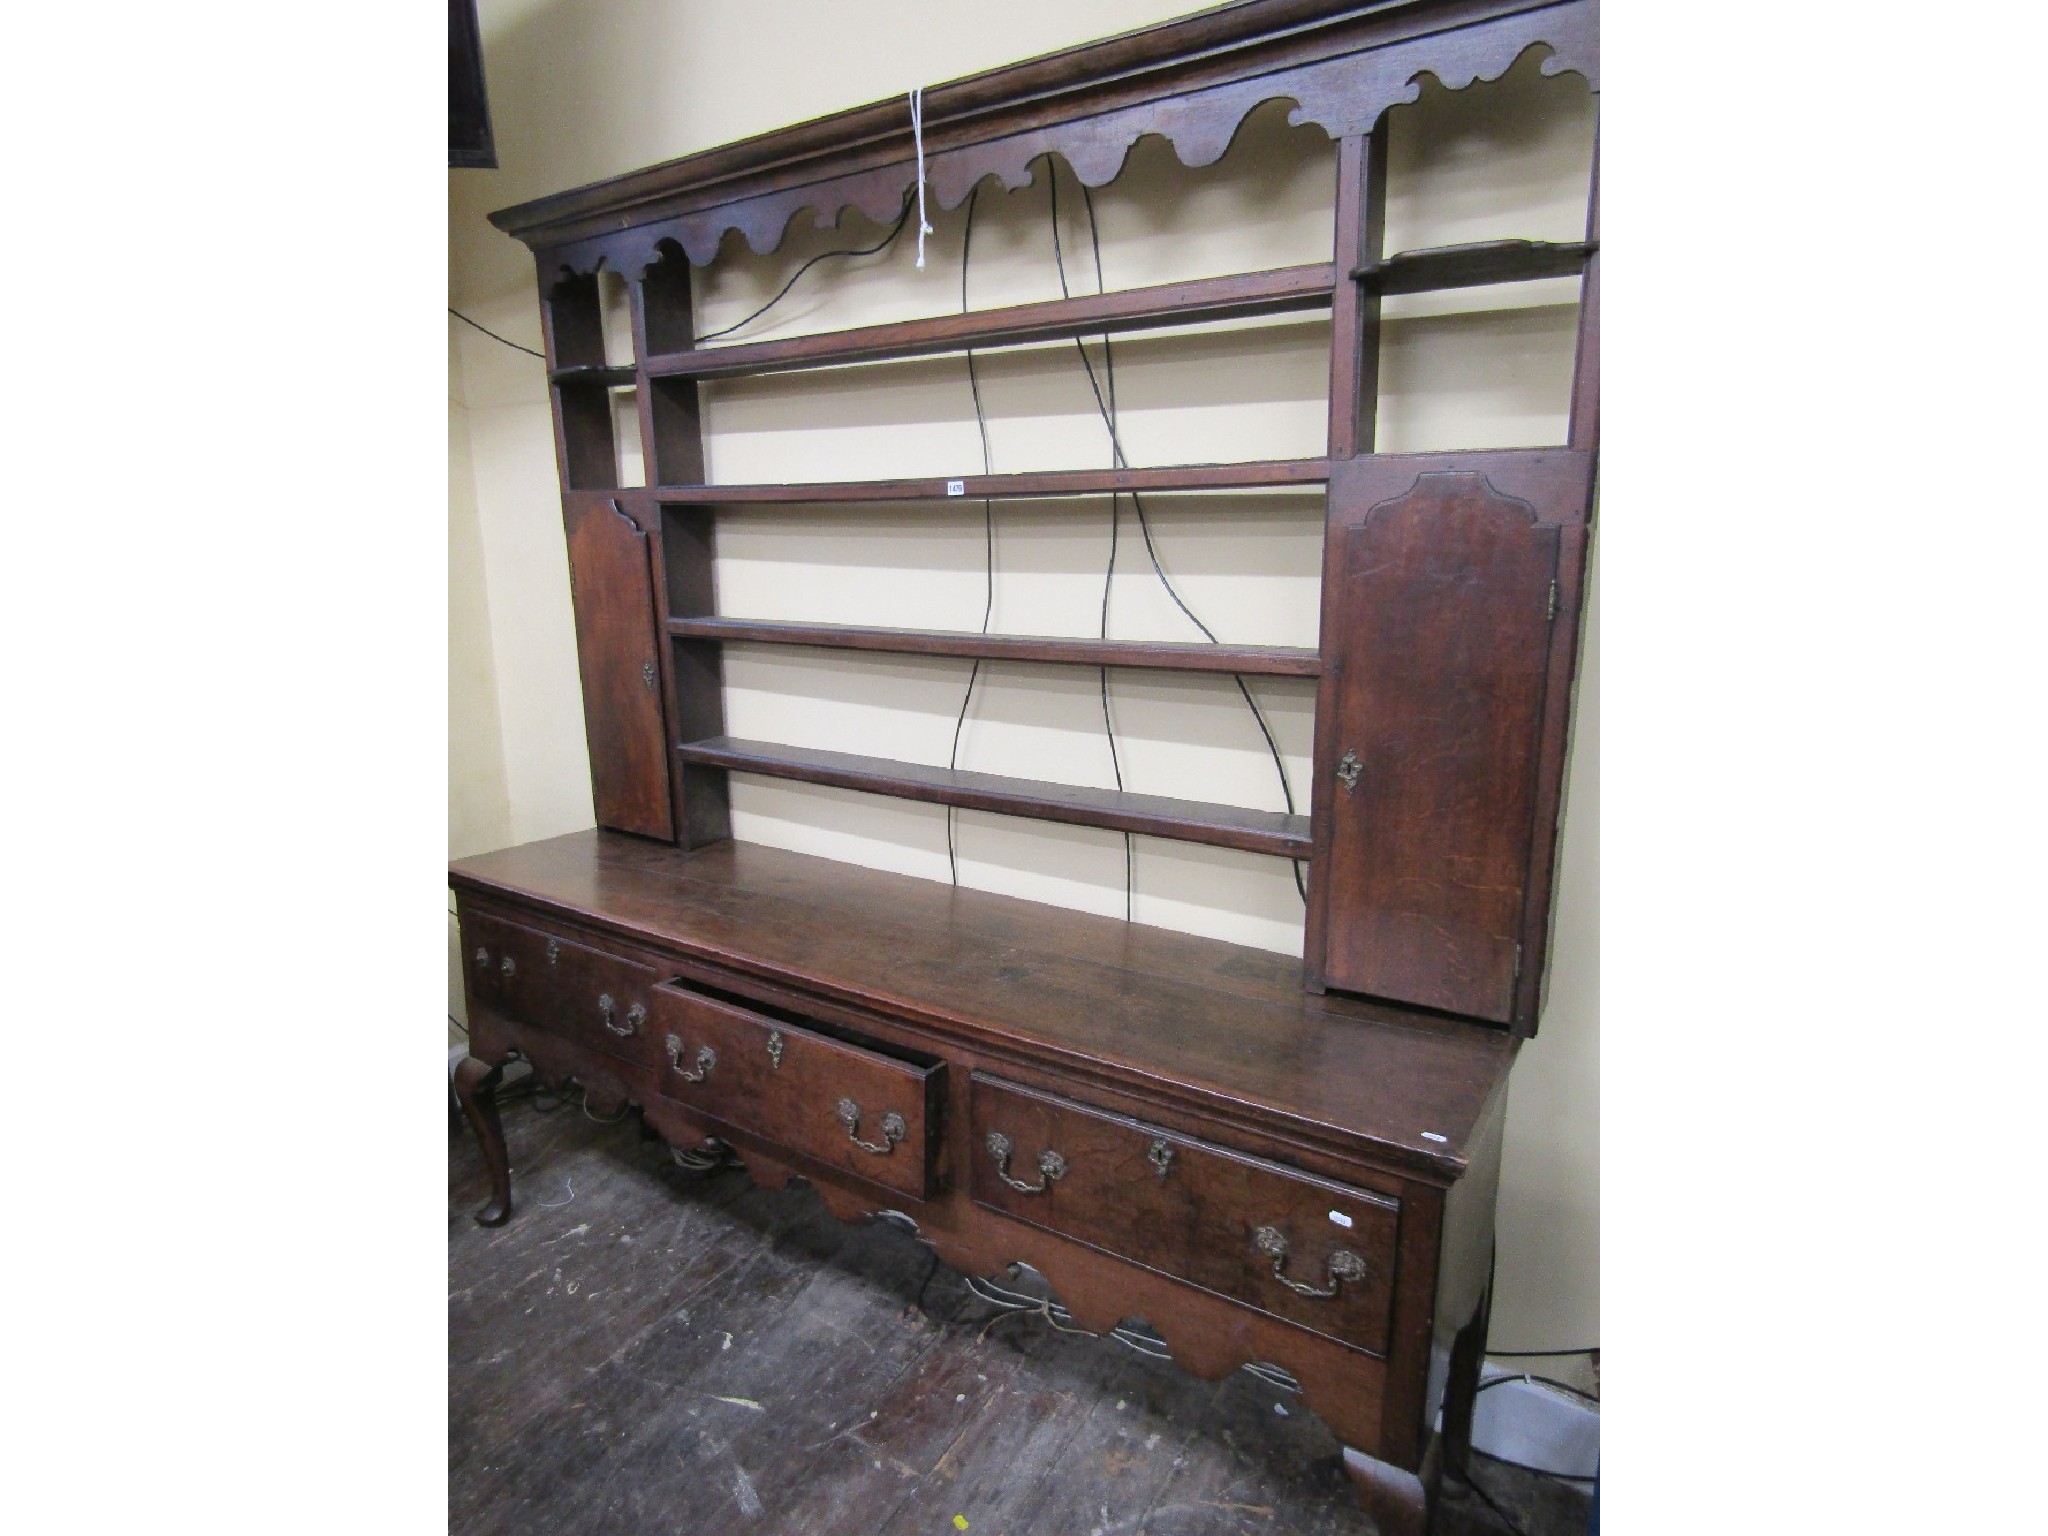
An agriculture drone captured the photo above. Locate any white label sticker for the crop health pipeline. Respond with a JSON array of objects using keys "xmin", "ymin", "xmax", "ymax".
[
  {"xmin": 945, "ymin": 479, "xmax": 966, "ymax": 496},
  {"xmin": 1329, "ymin": 1210, "xmax": 1354, "ymax": 1229},
  {"xmin": 1421, "ymin": 1131, "xmax": 1448, "ymax": 1143}
]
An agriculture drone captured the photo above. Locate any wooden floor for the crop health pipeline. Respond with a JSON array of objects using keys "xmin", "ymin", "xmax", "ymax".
[{"xmin": 451, "ymin": 1083, "xmax": 1592, "ymax": 1536}]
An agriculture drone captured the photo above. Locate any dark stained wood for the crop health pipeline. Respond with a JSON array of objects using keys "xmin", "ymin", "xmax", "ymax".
[
  {"xmin": 1309, "ymin": 462, "xmax": 1563, "ymax": 1022},
  {"xmin": 630, "ymin": 249, "xmax": 708, "ymax": 488},
  {"xmin": 546, "ymin": 362, "xmax": 635, "ymax": 387},
  {"xmin": 654, "ymin": 457, "xmax": 1330, "ymax": 504},
  {"xmin": 1297, "ymin": 449, "xmax": 1595, "ymax": 1030},
  {"xmin": 1438, "ymin": 1264, "xmax": 1495, "ymax": 1488},
  {"xmin": 450, "ymin": 852, "xmax": 1526, "ymax": 1520},
  {"xmin": 1568, "ymin": 141, "xmax": 1600, "ymax": 454},
  {"xmin": 450, "ymin": 1095, "xmax": 1592, "ymax": 1536},
  {"xmin": 552, "ymin": 384, "xmax": 618, "ymax": 491},
  {"xmin": 540, "ymin": 272, "xmax": 618, "ymax": 491},
  {"xmin": 451, "ymin": 831, "xmax": 1518, "ymax": 1181},
  {"xmin": 1328, "ymin": 125, "xmax": 1388, "ymax": 459},
  {"xmin": 1354, "ymin": 238, "xmax": 1596, "ymax": 294},
  {"xmin": 646, "ymin": 975, "xmax": 945, "ymax": 1201},
  {"xmin": 450, "ymin": 1055, "xmax": 509, "ymax": 1226},
  {"xmin": 626, "ymin": 253, "xmax": 723, "ymax": 850},
  {"xmin": 460, "ymin": 4, "xmax": 1602, "ymax": 1523},
  {"xmin": 969, "ymin": 1074, "xmax": 1402, "ymax": 1355},
  {"xmin": 539, "ymin": 269, "xmax": 605, "ymax": 367},
  {"xmin": 676, "ymin": 735, "xmax": 1314, "ymax": 859},
  {"xmin": 563, "ymin": 499, "xmax": 675, "ymax": 838},
  {"xmin": 669, "ymin": 615, "xmax": 1322, "ymax": 676},
  {"xmin": 487, "ymin": 0, "xmax": 1597, "ymax": 277},
  {"xmin": 462, "ymin": 905, "xmax": 664, "ymax": 1071},
  {"xmin": 644, "ymin": 500, "xmax": 731, "ymax": 850},
  {"xmin": 644, "ymin": 263, "xmax": 1335, "ymax": 380}
]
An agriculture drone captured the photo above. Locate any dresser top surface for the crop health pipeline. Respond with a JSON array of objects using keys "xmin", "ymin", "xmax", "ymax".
[{"xmin": 451, "ymin": 831, "xmax": 1517, "ymax": 1180}]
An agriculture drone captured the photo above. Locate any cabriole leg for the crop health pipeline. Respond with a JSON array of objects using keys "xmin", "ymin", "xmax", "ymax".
[
  {"xmin": 1343, "ymin": 1445, "xmax": 1430, "ymax": 1536},
  {"xmin": 452, "ymin": 1055, "xmax": 512, "ymax": 1227},
  {"xmin": 1438, "ymin": 1259, "xmax": 1497, "ymax": 1489}
]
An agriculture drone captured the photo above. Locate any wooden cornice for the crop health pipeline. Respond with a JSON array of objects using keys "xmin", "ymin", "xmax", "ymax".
[{"xmin": 489, "ymin": 0, "xmax": 1597, "ymax": 277}]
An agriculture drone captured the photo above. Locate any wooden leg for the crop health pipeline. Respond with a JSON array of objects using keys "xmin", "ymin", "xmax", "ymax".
[
  {"xmin": 1438, "ymin": 1254, "xmax": 1496, "ymax": 1488},
  {"xmin": 452, "ymin": 1055, "xmax": 512, "ymax": 1227},
  {"xmin": 1343, "ymin": 1445, "xmax": 1430, "ymax": 1536}
]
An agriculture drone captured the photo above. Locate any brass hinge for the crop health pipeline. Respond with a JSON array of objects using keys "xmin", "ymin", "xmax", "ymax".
[{"xmin": 1546, "ymin": 579, "xmax": 1559, "ymax": 622}]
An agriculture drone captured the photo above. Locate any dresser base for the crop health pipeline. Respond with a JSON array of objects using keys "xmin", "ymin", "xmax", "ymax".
[{"xmin": 450, "ymin": 831, "xmax": 1513, "ymax": 1532}]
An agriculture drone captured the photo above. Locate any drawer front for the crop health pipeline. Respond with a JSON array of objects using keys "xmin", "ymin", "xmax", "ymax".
[
  {"xmin": 648, "ymin": 979, "xmax": 942, "ymax": 1201},
  {"xmin": 462, "ymin": 910, "xmax": 663, "ymax": 1069},
  {"xmin": 970, "ymin": 1074, "xmax": 1401, "ymax": 1354}
]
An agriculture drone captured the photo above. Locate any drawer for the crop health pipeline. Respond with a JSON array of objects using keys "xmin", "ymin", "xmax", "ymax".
[
  {"xmin": 647, "ymin": 976, "xmax": 943, "ymax": 1201},
  {"xmin": 969, "ymin": 1074, "xmax": 1401, "ymax": 1355},
  {"xmin": 461, "ymin": 909, "xmax": 664, "ymax": 1070}
]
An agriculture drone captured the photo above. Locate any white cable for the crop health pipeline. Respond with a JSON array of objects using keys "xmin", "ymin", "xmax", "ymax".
[{"xmin": 910, "ymin": 86, "xmax": 937, "ymax": 268}]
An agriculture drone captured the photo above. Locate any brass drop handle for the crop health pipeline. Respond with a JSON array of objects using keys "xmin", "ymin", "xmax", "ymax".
[
  {"xmin": 474, "ymin": 946, "xmax": 489, "ymax": 968},
  {"xmin": 500, "ymin": 954, "xmax": 517, "ymax": 978},
  {"xmin": 1336, "ymin": 749, "xmax": 1363, "ymax": 795},
  {"xmin": 665, "ymin": 1034, "xmax": 715, "ymax": 1082},
  {"xmin": 598, "ymin": 992, "xmax": 637, "ymax": 1036},
  {"xmin": 545, "ymin": 938, "xmax": 561, "ymax": 966},
  {"xmin": 765, "ymin": 1030, "xmax": 784, "ymax": 1070},
  {"xmin": 642, "ymin": 660, "xmax": 658, "ymax": 692},
  {"xmin": 1252, "ymin": 1226, "xmax": 1367, "ymax": 1299},
  {"xmin": 986, "ymin": 1131, "xmax": 1066, "ymax": 1194},
  {"xmin": 837, "ymin": 1097, "xmax": 906, "ymax": 1155}
]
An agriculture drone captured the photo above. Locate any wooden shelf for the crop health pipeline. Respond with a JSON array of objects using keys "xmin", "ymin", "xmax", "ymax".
[
  {"xmin": 669, "ymin": 617, "xmax": 1321, "ymax": 677},
  {"xmin": 645, "ymin": 264, "xmax": 1335, "ymax": 381},
  {"xmin": 548, "ymin": 363, "xmax": 637, "ymax": 388},
  {"xmin": 654, "ymin": 459, "xmax": 1329, "ymax": 505},
  {"xmin": 677, "ymin": 736, "xmax": 1311, "ymax": 858},
  {"xmin": 1353, "ymin": 239, "xmax": 1596, "ymax": 295}
]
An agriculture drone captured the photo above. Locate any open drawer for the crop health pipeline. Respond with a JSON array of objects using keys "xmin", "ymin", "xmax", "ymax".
[{"xmin": 647, "ymin": 975, "xmax": 944, "ymax": 1201}]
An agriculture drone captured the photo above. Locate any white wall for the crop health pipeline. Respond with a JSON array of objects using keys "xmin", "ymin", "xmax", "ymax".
[{"xmin": 450, "ymin": 0, "xmax": 1597, "ymax": 1353}]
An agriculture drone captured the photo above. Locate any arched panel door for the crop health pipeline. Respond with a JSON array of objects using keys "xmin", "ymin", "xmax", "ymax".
[{"xmin": 1307, "ymin": 451, "xmax": 1591, "ymax": 1026}]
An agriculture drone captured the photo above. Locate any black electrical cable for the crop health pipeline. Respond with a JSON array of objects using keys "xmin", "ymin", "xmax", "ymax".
[
  {"xmin": 695, "ymin": 192, "xmax": 918, "ymax": 344},
  {"xmin": 1460, "ymin": 1469, "xmax": 1535, "ymax": 1536},
  {"xmin": 448, "ymin": 307, "xmax": 547, "ymax": 359},
  {"xmin": 1059, "ymin": 169, "xmax": 1309, "ymax": 905},
  {"xmin": 1476, "ymin": 1372, "xmax": 1600, "ymax": 1407},
  {"xmin": 1488, "ymin": 1346, "xmax": 1600, "ymax": 1359},
  {"xmin": 946, "ymin": 183, "xmax": 996, "ymax": 887},
  {"xmin": 448, "ymin": 1012, "xmax": 469, "ymax": 1036},
  {"xmin": 452, "ymin": 195, "xmax": 913, "ymax": 362},
  {"xmin": 1470, "ymin": 1446, "xmax": 1599, "ymax": 1488},
  {"xmin": 1445, "ymin": 1374, "xmax": 1600, "ymax": 1492},
  {"xmin": 1047, "ymin": 166, "xmax": 1134, "ymax": 920}
]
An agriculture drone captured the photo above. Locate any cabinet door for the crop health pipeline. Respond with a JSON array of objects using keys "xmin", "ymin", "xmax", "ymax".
[
  {"xmin": 565, "ymin": 498, "xmax": 674, "ymax": 840},
  {"xmin": 1309, "ymin": 454, "xmax": 1587, "ymax": 1023}
]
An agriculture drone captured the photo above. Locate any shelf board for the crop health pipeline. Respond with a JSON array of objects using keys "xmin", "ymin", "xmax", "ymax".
[
  {"xmin": 548, "ymin": 363, "xmax": 638, "ymax": 388},
  {"xmin": 669, "ymin": 617, "xmax": 1321, "ymax": 677},
  {"xmin": 654, "ymin": 459, "xmax": 1329, "ymax": 505},
  {"xmin": 1352, "ymin": 239, "xmax": 1596, "ymax": 295},
  {"xmin": 644, "ymin": 264, "xmax": 1334, "ymax": 382},
  {"xmin": 678, "ymin": 736, "xmax": 1312, "ymax": 859}
]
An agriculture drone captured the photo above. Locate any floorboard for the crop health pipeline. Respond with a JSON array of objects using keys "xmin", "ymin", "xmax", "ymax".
[{"xmin": 451, "ymin": 1087, "xmax": 1591, "ymax": 1536}]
